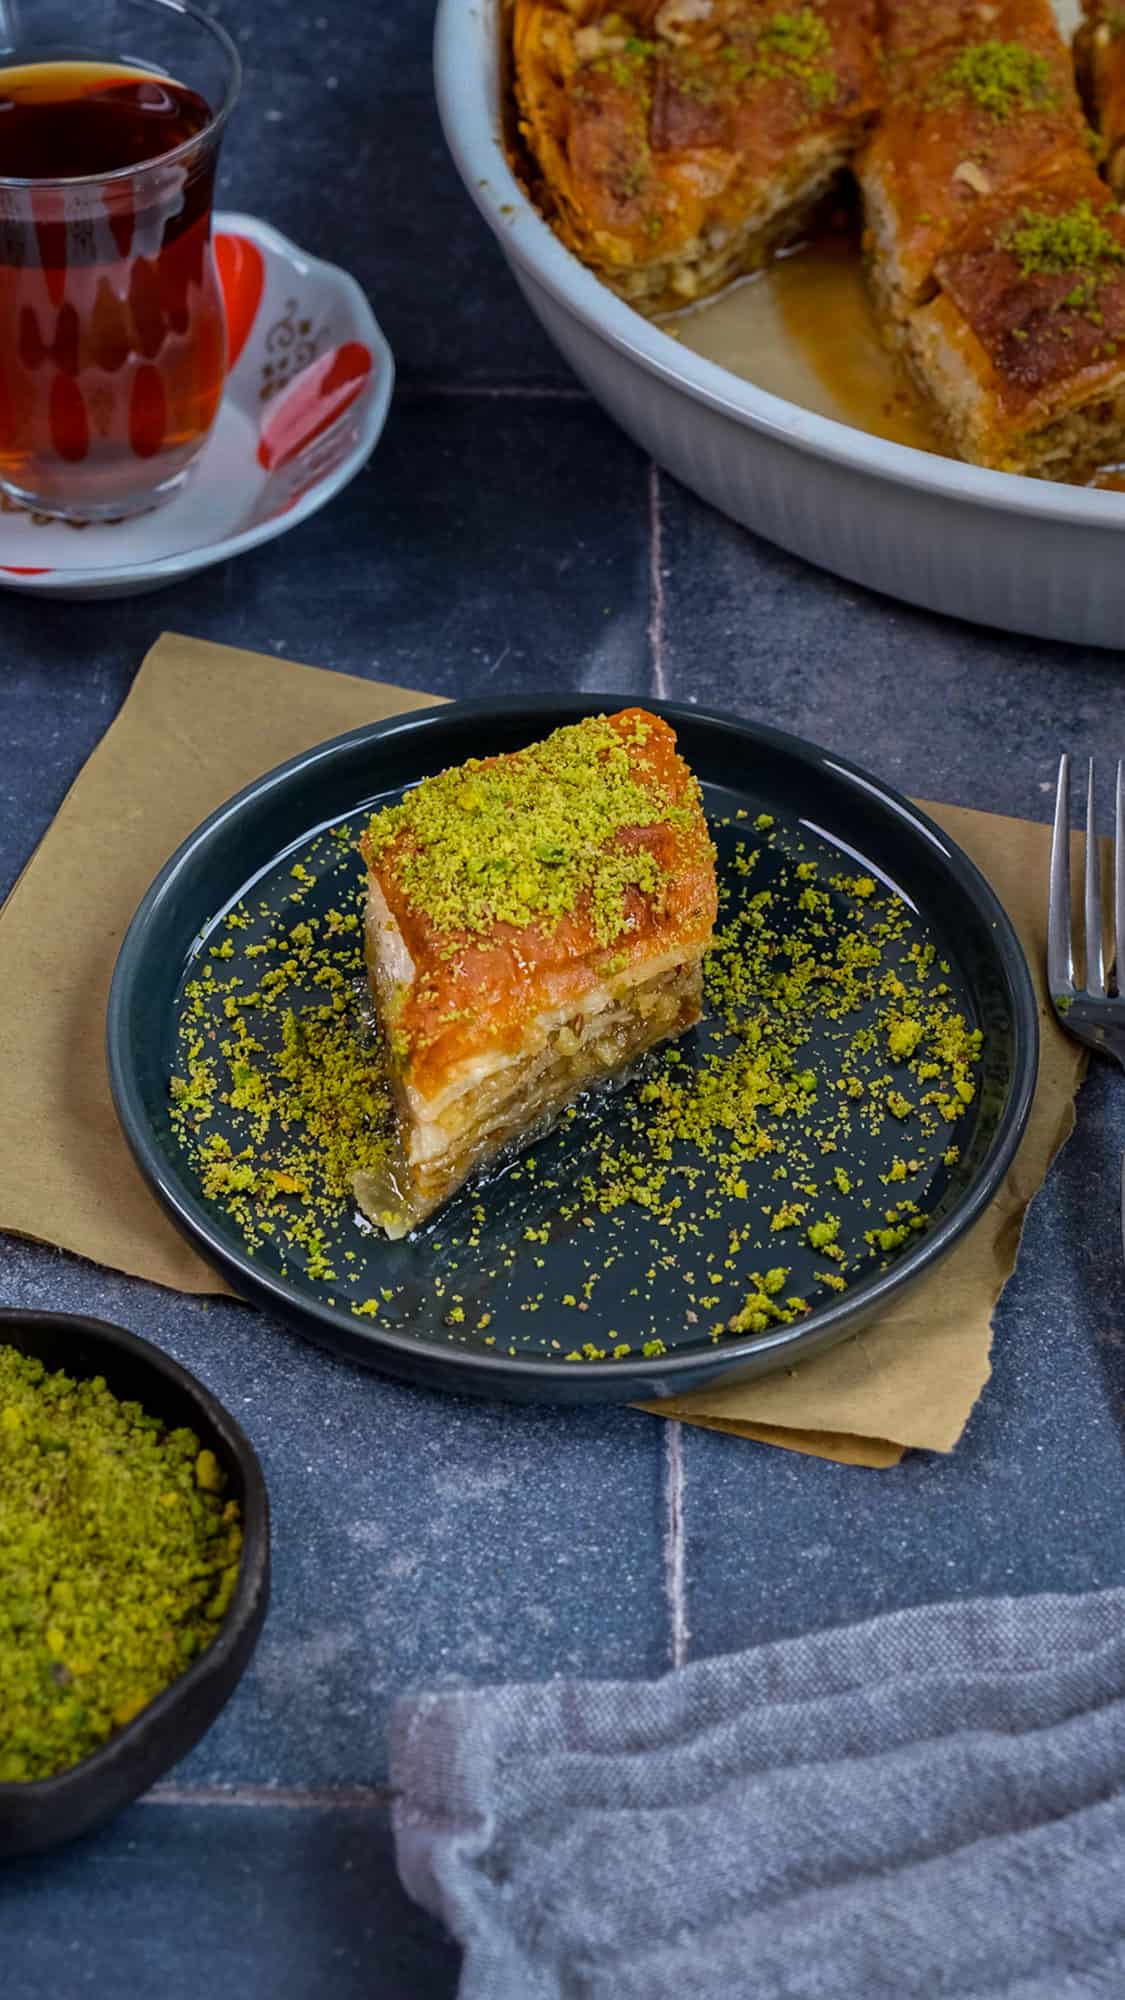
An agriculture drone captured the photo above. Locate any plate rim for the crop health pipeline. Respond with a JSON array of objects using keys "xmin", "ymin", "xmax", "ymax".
[
  {"xmin": 433, "ymin": 0, "xmax": 1125, "ymax": 533},
  {"xmin": 106, "ymin": 694, "xmax": 1040, "ymax": 1397},
  {"xmin": 0, "ymin": 211, "xmax": 395, "ymax": 590}
]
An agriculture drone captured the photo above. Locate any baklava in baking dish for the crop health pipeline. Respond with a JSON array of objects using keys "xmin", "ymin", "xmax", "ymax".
[
  {"xmin": 512, "ymin": 0, "xmax": 880, "ymax": 311},
  {"xmin": 509, "ymin": 0, "xmax": 1125, "ymax": 481},
  {"xmin": 356, "ymin": 710, "xmax": 718, "ymax": 1236},
  {"xmin": 904, "ymin": 167, "xmax": 1125, "ymax": 480},
  {"xmin": 860, "ymin": 0, "xmax": 1091, "ymax": 322}
]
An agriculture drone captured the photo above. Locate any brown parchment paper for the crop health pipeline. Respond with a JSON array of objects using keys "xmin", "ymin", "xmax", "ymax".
[{"xmin": 0, "ymin": 635, "xmax": 1085, "ymax": 1467}]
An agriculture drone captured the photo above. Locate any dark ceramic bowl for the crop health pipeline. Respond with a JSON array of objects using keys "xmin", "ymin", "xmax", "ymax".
[{"xmin": 0, "ymin": 1310, "xmax": 269, "ymax": 1860}]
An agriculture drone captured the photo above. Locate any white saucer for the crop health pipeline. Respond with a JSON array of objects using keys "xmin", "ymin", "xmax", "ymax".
[{"xmin": 0, "ymin": 212, "xmax": 394, "ymax": 600}]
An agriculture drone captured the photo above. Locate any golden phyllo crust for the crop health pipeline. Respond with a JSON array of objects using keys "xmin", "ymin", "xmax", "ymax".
[
  {"xmin": 878, "ymin": 0, "xmax": 1049, "ymax": 62},
  {"xmin": 513, "ymin": 0, "xmax": 880, "ymax": 311},
  {"xmin": 861, "ymin": 0, "xmax": 1091, "ymax": 319},
  {"xmin": 357, "ymin": 710, "xmax": 717, "ymax": 1235}
]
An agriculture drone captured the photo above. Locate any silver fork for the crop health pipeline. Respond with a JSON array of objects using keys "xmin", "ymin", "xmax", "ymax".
[{"xmin": 1048, "ymin": 754, "xmax": 1125, "ymax": 1256}]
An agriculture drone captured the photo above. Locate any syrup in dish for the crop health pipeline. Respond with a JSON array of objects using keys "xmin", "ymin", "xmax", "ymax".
[
  {"xmin": 674, "ymin": 226, "xmax": 941, "ymax": 455},
  {"xmin": 675, "ymin": 220, "xmax": 1125, "ymax": 487}
]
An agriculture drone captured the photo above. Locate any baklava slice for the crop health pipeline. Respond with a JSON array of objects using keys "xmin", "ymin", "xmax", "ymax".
[
  {"xmin": 904, "ymin": 167, "xmax": 1125, "ymax": 477},
  {"xmin": 861, "ymin": 1, "xmax": 1091, "ymax": 322},
  {"xmin": 1076, "ymin": 2, "xmax": 1125, "ymax": 195},
  {"xmin": 513, "ymin": 0, "xmax": 880, "ymax": 313},
  {"xmin": 355, "ymin": 711, "xmax": 718, "ymax": 1237}
]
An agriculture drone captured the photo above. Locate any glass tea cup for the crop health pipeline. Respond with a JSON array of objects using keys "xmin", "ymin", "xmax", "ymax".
[{"xmin": 0, "ymin": 0, "xmax": 240, "ymax": 521}]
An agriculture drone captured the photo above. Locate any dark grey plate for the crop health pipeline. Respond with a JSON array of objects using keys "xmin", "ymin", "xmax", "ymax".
[
  {"xmin": 0, "ymin": 1310, "xmax": 269, "ymax": 1859},
  {"xmin": 107, "ymin": 697, "xmax": 1038, "ymax": 1404}
]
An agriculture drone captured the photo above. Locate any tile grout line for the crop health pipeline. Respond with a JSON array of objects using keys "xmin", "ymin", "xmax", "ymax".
[
  {"xmin": 399, "ymin": 382, "xmax": 591, "ymax": 401},
  {"xmin": 142, "ymin": 1782, "xmax": 396, "ymax": 1810},
  {"xmin": 647, "ymin": 460, "xmax": 668, "ymax": 700},
  {"xmin": 662, "ymin": 1418, "xmax": 689, "ymax": 1669}
]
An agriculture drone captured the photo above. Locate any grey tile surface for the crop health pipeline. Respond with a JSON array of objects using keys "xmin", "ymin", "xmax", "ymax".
[
  {"xmin": 655, "ymin": 477, "xmax": 1125, "ymax": 822},
  {"xmin": 0, "ymin": 394, "xmax": 652, "ymax": 898},
  {"xmin": 216, "ymin": 48, "xmax": 572, "ymax": 386},
  {"xmin": 3, "ymin": 0, "xmax": 1125, "ymax": 1990},
  {"xmin": 0, "ymin": 1803, "xmax": 459, "ymax": 2000}
]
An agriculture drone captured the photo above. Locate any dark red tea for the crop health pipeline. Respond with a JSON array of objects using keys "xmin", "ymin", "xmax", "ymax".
[
  {"xmin": 0, "ymin": 61, "xmax": 226, "ymax": 516},
  {"xmin": 0, "ymin": 61, "xmax": 211, "ymax": 178}
]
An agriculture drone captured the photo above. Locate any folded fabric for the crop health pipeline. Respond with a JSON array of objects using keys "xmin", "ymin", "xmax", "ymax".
[{"xmin": 390, "ymin": 1588, "xmax": 1125, "ymax": 1999}]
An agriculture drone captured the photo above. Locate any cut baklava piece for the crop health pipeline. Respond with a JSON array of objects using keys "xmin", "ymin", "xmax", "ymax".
[
  {"xmin": 355, "ymin": 711, "xmax": 718, "ymax": 1237},
  {"xmin": 904, "ymin": 167, "xmax": 1125, "ymax": 476},
  {"xmin": 513, "ymin": 0, "xmax": 880, "ymax": 313},
  {"xmin": 861, "ymin": 1, "xmax": 1090, "ymax": 321},
  {"xmin": 1076, "ymin": 2, "xmax": 1125, "ymax": 195}
]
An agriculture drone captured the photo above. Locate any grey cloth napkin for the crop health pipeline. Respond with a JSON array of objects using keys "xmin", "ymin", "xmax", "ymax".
[{"xmin": 390, "ymin": 1587, "xmax": 1125, "ymax": 1999}]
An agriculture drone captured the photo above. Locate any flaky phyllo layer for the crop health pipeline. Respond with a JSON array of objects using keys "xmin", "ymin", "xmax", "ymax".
[{"xmin": 355, "ymin": 710, "xmax": 718, "ymax": 1236}]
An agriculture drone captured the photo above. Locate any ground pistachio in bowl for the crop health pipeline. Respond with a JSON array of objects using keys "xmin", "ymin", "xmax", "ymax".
[{"xmin": 0, "ymin": 1345, "xmax": 243, "ymax": 1784}]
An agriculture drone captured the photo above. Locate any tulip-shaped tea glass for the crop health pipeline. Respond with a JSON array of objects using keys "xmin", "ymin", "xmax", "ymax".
[{"xmin": 0, "ymin": 0, "xmax": 240, "ymax": 520}]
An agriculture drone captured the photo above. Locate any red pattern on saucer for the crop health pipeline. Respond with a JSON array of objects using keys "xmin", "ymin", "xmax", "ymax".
[
  {"xmin": 257, "ymin": 341, "xmax": 372, "ymax": 472},
  {"xmin": 0, "ymin": 213, "xmax": 393, "ymax": 599},
  {"xmin": 215, "ymin": 234, "xmax": 265, "ymax": 371}
]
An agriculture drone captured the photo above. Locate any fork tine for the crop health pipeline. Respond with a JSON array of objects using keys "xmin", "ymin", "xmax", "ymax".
[
  {"xmin": 1086, "ymin": 758, "xmax": 1106, "ymax": 997},
  {"xmin": 1116, "ymin": 762, "xmax": 1125, "ymax": 1000},
  {"xmin": 1048, "ymin": 753, "xmax": 1074, "ymax": 996}
]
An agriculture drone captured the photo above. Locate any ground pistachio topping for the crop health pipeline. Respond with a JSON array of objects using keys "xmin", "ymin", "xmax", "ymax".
[
  {"xmin": 719, "ymin": 7, "xmax": 836, "ymax": 106},
  {"xmin": 587, "ymin": 3, "xmax": 838, "ymax": 113},
  {"xmin": 168, "ymin": 808, "xmax": 982, "ymax": 1359},
  {"xmin": 756, "ymin": 7, "xmax": 834, "ymax": 92},
  {"xmin": 0, "ymin": 1349, "xmax": 241, "ymax": 1782},
  {"xmin": 1003, "ymin": 198, "xmax": 1125, "ymax": 318},
  {"xmin": 170, "ymin": 880, "xmax": 395, "ymax": 1279},
  {"xmin": 934, "ymin": 39, "xmax": 1053, "ymax": 119},
  {"xmin": 362, "ymin": 714, "xmax": 695, "ymax": 947},
  {"xmin": 1006, "ymin": 197, "xmax": 1125, "ymax": 279}
]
